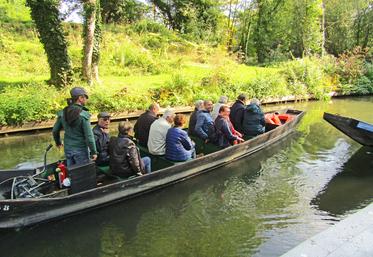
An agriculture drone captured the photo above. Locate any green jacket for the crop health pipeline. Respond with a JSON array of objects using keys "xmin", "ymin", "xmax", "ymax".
[{"xmin": 52, "ymin": 104, "xmax": 98, "ymax": 155}]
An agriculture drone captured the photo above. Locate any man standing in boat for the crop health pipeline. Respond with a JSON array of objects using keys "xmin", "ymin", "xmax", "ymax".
[{"xmin": 52, "ymin": 87, "xmax": 98, "ymax": 167}]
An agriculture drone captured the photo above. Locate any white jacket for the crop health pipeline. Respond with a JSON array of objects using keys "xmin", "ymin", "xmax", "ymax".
[{"xmin": 147, "ymin": 117, "xmax": 171, "ymax": 155}]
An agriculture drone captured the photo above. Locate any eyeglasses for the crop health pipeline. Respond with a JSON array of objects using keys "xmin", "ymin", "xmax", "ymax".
[{"xmin": 102, "ymin": 118, "xmax": 110, "ymax": 121}]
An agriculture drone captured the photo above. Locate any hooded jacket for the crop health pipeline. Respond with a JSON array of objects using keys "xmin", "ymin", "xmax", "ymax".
[
  {"xmin": 52, "ymin": 104, "xmax": 97, "ymax": 155},
  {"xmin": 242, "ymin": 104, "xmax": 265, "ymax": 137}
]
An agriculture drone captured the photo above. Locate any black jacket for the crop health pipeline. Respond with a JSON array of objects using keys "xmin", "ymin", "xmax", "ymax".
[
  {"xmin": 134, "ymin": 110, "xmax": 157, "ymax": 147},
  {"xmin": 109, "ymin": 134, "xmax": 145, "ymax": 178},
  {"xmin": 93, "ymin": 125, "xmax": 110, "ymax": 166},
  {"xmin": 188, "ymin": 108, "xmax": 198, "ymax": 136},
  {"xmin": 229, "ymin": 100, "xmax": 245, "ymax": 133}
]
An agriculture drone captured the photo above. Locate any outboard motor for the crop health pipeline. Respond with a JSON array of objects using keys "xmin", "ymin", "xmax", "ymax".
[{"xmin": 11, "ymin": 144, "xmax": 54, "ymax": 199}]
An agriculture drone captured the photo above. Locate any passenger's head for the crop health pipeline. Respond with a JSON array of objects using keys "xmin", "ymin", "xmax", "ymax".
[
  {"xmin": 163, "ymin": 109, "xmax": 175, "ymax": 124},
  {"xmin": 70, "ymin": 87, "xmax": 89, "ymax": 106},
  {"xmin": 250, "ymin": 98, "xmax": 261, "ymax": 106},
  {"xmin": 148, "ymin": 103, "xmax": 160, "ymax": 115},
  {"xmin": 194, "ymin": 100, "xmax": 204, "ymax": 111},
  {"xmin": 218, "ymin": 96, "xmax": 228, "ymax": 104},
  {"xmin": 97, "ymin": 112, "xmax": 111, "ymax": 129},
  {"xmin": 237, "ymin": 94, "xmax": 247, "ymax": 104},
  {"xmin": 219, "ymin": 105, "xmax": 230, "ymax": 118},
  {"xmin": 118, "ymin": 121, "xmax": 133, "ymax": 136},
  {"xmin": 203, "ymin": 100, "xmax": 213, "ymax": 112},
  {"xmin": 174, "ymin": 114, "xmax": 187, "ymax": 128}
]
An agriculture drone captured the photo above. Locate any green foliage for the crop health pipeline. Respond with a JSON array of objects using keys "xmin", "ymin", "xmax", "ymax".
[
  {"xmin": 150, "ymin": 73, "xmax": 196, "ymax": 106},
  {"xmin": 152, "ymin": 0, "xmax": 223, "ymax": 42},
  {"xmin": 25, "ymin": 0, "xmax": 73, "ymax": 87},
  {"xmin": 281, "ymin": 57, "xmax": 334, "ymax": 99},
  {"xmin": 0, "ymin": 83, "xmax": 61, "ymax": 126},
  {"xmin": 100, "ymin": 0, "xmax": 148, "ymax": 24},
  {"xmin": 88, "ymin": 86, "xmax": 148, "ymax": 113}
]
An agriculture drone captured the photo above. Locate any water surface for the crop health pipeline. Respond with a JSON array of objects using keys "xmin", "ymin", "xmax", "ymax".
[{"xmin": 0, "ymin": 96, "xmax": 372, "ymax": 257}]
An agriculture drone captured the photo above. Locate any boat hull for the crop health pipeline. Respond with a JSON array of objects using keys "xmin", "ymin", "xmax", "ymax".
[
  {"xmin": 0, "ymin": 109, "xmax": 304, "ymax": 228},
  {"xmin": 323, "ymin": 112, "xmax": 373, "ymax": 147}
]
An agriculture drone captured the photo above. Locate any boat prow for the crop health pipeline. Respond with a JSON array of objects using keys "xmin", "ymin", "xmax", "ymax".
[{"xmin": 323, "ymin": 112, "xmax": 373, "ymax": 147}]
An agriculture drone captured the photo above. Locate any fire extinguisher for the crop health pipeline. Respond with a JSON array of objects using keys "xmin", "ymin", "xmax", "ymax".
[{"xmin": 56, "ymin": 162, "xmax": 68, "ymax": 188}]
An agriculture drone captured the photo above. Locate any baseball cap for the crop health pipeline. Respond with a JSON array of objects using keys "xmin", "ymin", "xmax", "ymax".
[
  {"xmin": 98, "ymin": 112, "xmax": 111, "ymax": 119},
  {"xmin": 70, "ymin": 87, "xmax": 89, "ymax": 99}
]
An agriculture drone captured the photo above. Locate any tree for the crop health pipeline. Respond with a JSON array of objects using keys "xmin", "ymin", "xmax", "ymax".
[
  {"xmin": 253, "ymin": 0, "xmax": 285, "ymax": 63},
  {"xmin": 100, "ymin": 0, "xmax": 148, "ymax": 24},
  {"xmin": 151, "ymin": 0, "xmax": 223, "ymax": 41},
  {"xmin": 82, "ymin": 0, "xmax": 102, "ymax": 84},
  {"xmin": 26, "ymin": 0, "xmax": 73, "ymax": 87}
]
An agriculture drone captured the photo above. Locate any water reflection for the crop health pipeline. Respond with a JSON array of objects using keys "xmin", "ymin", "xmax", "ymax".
[
  {"xmin": 312, "ymin": 146, "xmax": 373, "ymax": 217},
  {"xmin": 0, "ymin": 135, "xmax": 298, "ymax": 257}
]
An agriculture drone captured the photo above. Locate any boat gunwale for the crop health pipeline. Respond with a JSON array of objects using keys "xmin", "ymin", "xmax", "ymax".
[{"xmin": 0, "ymin": 109, "xmax": 304, "ymax": 203}]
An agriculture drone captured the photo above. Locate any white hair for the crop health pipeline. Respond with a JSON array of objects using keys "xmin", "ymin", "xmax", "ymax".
[
  {"xmin": 218, "ymin": 96, "xmax": 228, "ymax": 104},
  {"xmin": 163, "ymin": 109, "xmax": 175, "ymax": 119},
  {"xmin": 250, "ymin": 98, "xmax": 261, "ymax": 106},
  {"xmin": 194, "ymin": 100, "xmax": 204, "ymax": 110}
]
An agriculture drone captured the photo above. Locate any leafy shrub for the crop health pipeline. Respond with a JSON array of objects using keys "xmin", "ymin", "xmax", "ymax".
[
  {"xmin": 281, "ymin": 57, "xmax": 333, "ymax": 99},
  {"xmin": 88, "ymin": 87, "xmax": 148, "ymax": 113},
  {"xmin": 150, "ymin": 73, "xmax": 196, "ymax": 106},
  {"xmin": 241, "ymin": 72, "xmax": 289, "ymax": 100},
  {"xmin": 132, "ymin": 19, "xmax": 171, "ymax": 37},
  {"xmin": 0, "ymin": 83, "xmax": 62, "ymax": 125}
]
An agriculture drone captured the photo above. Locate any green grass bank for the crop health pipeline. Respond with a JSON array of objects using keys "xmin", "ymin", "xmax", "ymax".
[{"xmin": 0, "ymin": 1, "xmax": 372, "ymax": 126}]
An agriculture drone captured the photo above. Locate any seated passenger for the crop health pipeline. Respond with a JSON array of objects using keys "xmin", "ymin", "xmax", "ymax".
[
  {"xmin": 194, "ymin": 100, "xmax": 216, "ymax": 143},
  {"xmin": 93, "ymin": 112, "xmax": 111, "ymax": 166},
  {"xmin": 134, "ymin": 103, "xmax": 160, "ymax": 147},
  {"xmin": 229, "ymin": 94, "xmax": 247, "ymax": 134},
  {"xmin": 211, "ymin": 96, "xmax": 228, "ymax": 121},
  {"xmin": 109, "ymin": 122, "xmax": 151, "ymax": 179},
  {"xmin": 215, "ymin": 106, "xmax": 244, "ymax": 148},
  {"xmin": 166, "ymin": 114, "xmax": 196, "ymax": 162},
  {"xmin": 242, "ymin": 98, "xmax": 265, "ymax": 138},
  {"xmin": 148, "ymin": 109, "xmax": 175, "ymax": 155},
  {"xmin": 188, "ymin": 100, "xmax": 204, "ymax": 136}
]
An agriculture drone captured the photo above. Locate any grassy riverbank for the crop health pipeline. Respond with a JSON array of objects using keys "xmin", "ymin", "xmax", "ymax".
[{"xmin": 0, "ymin": 1, "xmax": 372, "ymax": 126}]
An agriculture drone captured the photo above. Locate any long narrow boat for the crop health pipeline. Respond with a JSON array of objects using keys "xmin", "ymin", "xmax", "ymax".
[
  {"xmin": 0, "ymin": 109, "xmax": 304, "ymax": 228},
  {"xmin": 323, "ymin": 112, "xmax": 373, "ymax": 147}
]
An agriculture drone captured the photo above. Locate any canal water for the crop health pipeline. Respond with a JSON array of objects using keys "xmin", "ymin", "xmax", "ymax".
[{"xmin": 0, "ymin": 96, "xmax": 372, "ymax": 257}]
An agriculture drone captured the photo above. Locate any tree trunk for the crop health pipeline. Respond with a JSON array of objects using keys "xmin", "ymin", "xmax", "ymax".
[
  {"xmin": 91, "ymin": 0, "xmax": 101, "ymax": 83},
  {"xmin": 26, "ymin": 0, "xmax": 73, "ymax": 88},
  {"xmin": 82, "ymin": 0, "xmax": 96, "ymax": 84},
  {"xmin": 321, "ymin": 0, "xmax": 326, "ymax": 56}
]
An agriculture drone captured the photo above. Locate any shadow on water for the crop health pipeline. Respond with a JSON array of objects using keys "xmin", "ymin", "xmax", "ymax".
[
  {"xmin": 0, "ymin": 133, "xmax": 300, "ymax": 257},
  {"xmin": 312, "ymin": 146, "xmax": 373, "ymax": 217}
]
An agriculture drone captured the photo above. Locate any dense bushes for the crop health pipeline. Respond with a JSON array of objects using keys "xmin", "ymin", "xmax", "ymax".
[{"xmin": 0, "ymin": 83, "xmax": 62, "ymax": 125}]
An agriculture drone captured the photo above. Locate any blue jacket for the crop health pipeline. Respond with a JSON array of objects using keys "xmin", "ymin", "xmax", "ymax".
[
  {"xmin": 194, "ymin": 110, "xmax": 214, "ymax": 140},
  {"xmin": 242, "ymin": 104, "xmax": 265, "ymax": 137},
  {"xmin": 215, "ymin": 115, "xmax": 238, "ymax": 148},
  {"xmin": 166, "ymin": 127, "xmax": 195, "ymax": 161}
]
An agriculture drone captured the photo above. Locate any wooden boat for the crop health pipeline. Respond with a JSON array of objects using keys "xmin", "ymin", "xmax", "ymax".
[
  {"xmin": 323, "ymin": 112, "xmax": 373, "ymax": 147},
  {"xmin": 0, "ymin": 109, "xmax": 304, "ymax": 228}
]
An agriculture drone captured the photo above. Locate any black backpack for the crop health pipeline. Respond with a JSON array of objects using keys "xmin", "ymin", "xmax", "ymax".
[{"xmin": 207, "ymin": 122, "xmax": 218, "ymax": 143}]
